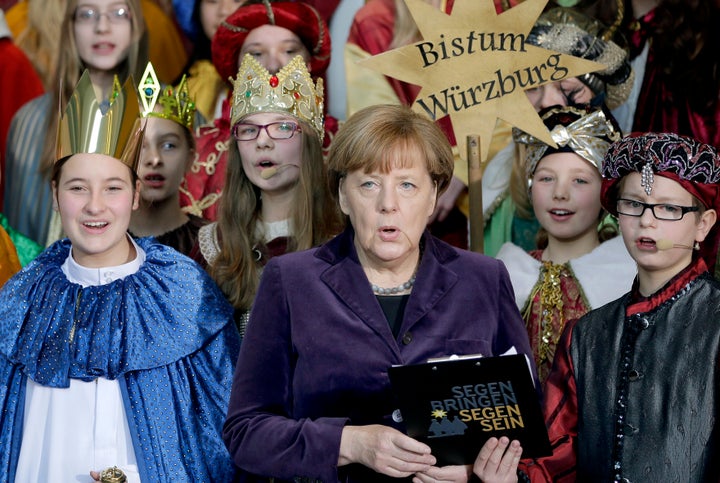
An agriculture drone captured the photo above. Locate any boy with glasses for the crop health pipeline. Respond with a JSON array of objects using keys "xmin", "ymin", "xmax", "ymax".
[{"xmin": 510, "ymin": 132, "xmax": 720, "ymax": 482}]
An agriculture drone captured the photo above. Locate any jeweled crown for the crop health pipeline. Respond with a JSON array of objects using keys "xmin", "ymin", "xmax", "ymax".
[
  {"xmin": 138, "ymin": 62, "xmax": 196, "ymax": 130},
  {"xmin": 56, "ymin": 70, "xmax": 143, "ymax": 171},
  {"xmin": 231, "ymin": 54, "xmax": 324, "ymax": 139}
]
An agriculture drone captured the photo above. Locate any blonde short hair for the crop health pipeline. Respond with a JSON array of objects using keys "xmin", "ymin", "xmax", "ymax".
[{"xmin": 327, "ymin": 104, "xmax": 454, "ymax": 201}]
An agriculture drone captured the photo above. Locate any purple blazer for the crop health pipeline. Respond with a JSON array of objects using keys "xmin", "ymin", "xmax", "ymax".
[{"xmin": 223, "ymin": 227, "xmax": 535, "ymax": 481}]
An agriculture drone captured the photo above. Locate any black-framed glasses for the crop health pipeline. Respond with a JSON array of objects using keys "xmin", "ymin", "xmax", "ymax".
[
  {"xmin": 74, "ymin": 6, "xmax": 131, "ymax": 24},
  {"xmin": 232, "ymin": 121, "xmax": 302, "ymax": 141},
  {"xmin": 616, "ymin": 198, "xmax": 699, "ymax": 221}
]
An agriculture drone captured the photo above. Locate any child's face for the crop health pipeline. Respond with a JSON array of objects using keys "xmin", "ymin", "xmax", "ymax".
[
  {"xmin": 236, "ymin": 112, "xmax": 304, "ymax": 196},
  {"xmin": 73, "ymin": 0, "xmax": 132, "ymax": 74},
  {"xmin": 617, "ymin": 172, "xmax": 715, "ymax": 278},
  {"xmin": 137, "ymin": 116, "xmax": 193, "ymax": 204},
  {"xmin": 53, "ymin": 153, "xmax": 139, "ymax": 268},
  {"xmin": 239, "ymin": 24, "xmax": 310, "ymax": 75},
  {"xmin": 531, "ymin": 152, "xmax": 602, "ymax": 244},
  {"xmin": 200, "ymin": 0, "xmax": 244, "ymax": 40},
  {"xmin": 525, "ymin": 78, "xmax": 594, "ymax": 111}
]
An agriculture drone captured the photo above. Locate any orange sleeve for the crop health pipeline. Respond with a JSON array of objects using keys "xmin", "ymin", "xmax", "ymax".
[{"xmin": 0, "ymin": 227, "xmax": 21, "ymax": 287}]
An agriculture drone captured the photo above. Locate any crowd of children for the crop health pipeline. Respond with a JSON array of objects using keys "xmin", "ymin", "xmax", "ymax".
[{"xmin": 0, "ymin": 0, "xmax": 718, "ymax": 481}]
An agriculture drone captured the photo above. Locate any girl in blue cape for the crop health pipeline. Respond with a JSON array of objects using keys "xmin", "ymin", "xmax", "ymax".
[{"xmin": 0, "ymin": 71, "xmax": 239, "ymax": 482}]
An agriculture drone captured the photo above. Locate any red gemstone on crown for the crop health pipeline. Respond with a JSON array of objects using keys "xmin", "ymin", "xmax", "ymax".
[{"xmin": 269, "ymin": 76, "xmax": 279, "ymax": 88}]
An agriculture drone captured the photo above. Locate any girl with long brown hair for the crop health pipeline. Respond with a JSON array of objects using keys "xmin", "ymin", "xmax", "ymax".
[{"xmin": 194, "ymin": 54, "xmax": 341, "ymax": 332}]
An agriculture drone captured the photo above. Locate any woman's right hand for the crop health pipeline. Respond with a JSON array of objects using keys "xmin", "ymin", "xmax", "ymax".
[
  {"xmin": 473, "ymin": 437, "xmax": 522, "ymax": 483},
  {"xmin": 339, "ymin": 424, "xmax": 437, "ymax": 477}
]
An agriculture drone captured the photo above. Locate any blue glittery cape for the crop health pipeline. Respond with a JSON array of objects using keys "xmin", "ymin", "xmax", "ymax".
[{"xmin": 0, "ymin": 237, "xmax": 240, "ymax": 481}]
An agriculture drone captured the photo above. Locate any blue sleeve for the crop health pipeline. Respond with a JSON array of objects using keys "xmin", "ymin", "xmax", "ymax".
[
  {"xmin": 0, "ymin": 355, "xmax": 27, "ymax": 482},
  {"xmin": 122, "ymin": 323, "xmax": 240, "ymax": 482}
]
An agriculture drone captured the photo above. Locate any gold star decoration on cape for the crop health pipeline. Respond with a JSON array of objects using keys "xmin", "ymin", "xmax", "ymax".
[{"xmin": 358, "ymin": 0, "xmax": 606, "ymax": 163}]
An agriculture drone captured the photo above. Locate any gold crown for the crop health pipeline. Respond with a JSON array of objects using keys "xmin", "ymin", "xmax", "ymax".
[
  {"xmin": 138, "ymin": 62, "xmax": 196, "ymax": 130},
  {"xmin": 56, "ymin": 70, "xmax": 143, "ymax": 171},
  {"xmin": 231, "ymin": 54, "xmax": 324, "ymax": 139}
]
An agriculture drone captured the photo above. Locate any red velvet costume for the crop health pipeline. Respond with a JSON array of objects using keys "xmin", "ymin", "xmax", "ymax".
[
  {"xmin": 626, "ymin": 8, "xmax": 720, "ymax": 148},
  {"xmin": 0, "ymin": 14, "xmax": 43, "ymax": 208}
]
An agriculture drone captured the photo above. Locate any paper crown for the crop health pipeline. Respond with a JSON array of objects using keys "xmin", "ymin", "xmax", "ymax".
[
  {"xmin": 56, "ymin": 70, "xmax": 143, "ymax": 171},
  {"xmin": 231, "ymin": 54, "xmax": 324, "ymax": 140},
  {"xmin": 138, "ymin": 62, "xmax": 196, "ymax": 130}
]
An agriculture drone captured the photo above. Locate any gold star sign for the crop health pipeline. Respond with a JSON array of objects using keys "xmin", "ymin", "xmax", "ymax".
[
  {"xmin": 431, "ymin": 409, "xmax": 448, "ymax": 419},
  {"xmin": 358, "ymin": 0, "xmax": 606, "ymax": 162}
]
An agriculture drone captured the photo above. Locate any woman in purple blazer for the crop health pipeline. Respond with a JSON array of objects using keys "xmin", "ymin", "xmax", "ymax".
[{"xmin": 223, "ymin": 105, "xmax": 536, "ymax": 482}]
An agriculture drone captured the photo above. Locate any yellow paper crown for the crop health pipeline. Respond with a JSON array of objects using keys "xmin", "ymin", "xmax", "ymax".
[
  {"xmin": 138, "ymin": 62, "xmax": 196, "ymax": 130},
  {"xmin": 56, "ymin": 70, "xmax": 143, "ymax": 171},
  {"xmin": 231, "ymin": 54, "xmax": 324, "ymax": 139}
]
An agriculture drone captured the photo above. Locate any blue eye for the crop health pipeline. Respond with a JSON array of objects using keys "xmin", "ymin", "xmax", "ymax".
[
  {"xmin": 76, "ymin": 7, "xmax": 95, "ymax": 20},
  {"xmin": 110, "ymin": 7, "xmax": 129, "ymax": 20},
  {"xmin": 237, "ymin": 125, "xmax": 258, "ymax": 136},
  {"xmin": 658, "ymin": 204, "xmax": 680, "ymax": 215}
]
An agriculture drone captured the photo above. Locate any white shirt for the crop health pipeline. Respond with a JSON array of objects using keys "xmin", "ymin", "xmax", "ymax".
[{"xmin": 16, "ymin": 238, "xmax": 145, "ymax": 483}]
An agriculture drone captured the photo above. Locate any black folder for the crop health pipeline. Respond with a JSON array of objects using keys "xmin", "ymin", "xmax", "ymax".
[{"xmin": 388, "ymin": 354, "xmax": 551, "ymax": 465}]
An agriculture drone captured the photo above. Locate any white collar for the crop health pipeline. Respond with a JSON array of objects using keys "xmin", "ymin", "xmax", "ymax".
[
  {"xmin": 255, "ymin": 219, "xmax": 291, "ymax": 243},
  {"xmin": 61, "ymin": 236, "xmax": 146, "ymax": 287},
  {"xmin": 496, "ymin": 236, "xmax": 636, "ymax": 311}
]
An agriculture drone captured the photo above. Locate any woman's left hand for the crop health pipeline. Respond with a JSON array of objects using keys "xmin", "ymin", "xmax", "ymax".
[
  {"xmin": 413, "ymin": 464, "xmax": 473, "ymax": 483},
  {"xmin": 338, "ymin": 424, "xmax": 437, "ymax": 476}
]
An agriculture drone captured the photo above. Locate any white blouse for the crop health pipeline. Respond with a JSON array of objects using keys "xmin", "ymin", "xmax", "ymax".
[{"xmin": 16, "ymin": 238, "xmax": 145, "ymax": 483}]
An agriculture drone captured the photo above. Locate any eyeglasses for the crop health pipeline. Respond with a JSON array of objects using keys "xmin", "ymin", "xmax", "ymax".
[
  {"xmin": 232, "ymin": 122, "xmax": 302, "ymax": 141},
  {"xmin": 616, "ymin": 198, "xmax": 699, "ymax": 221},
  {"xmin": 74, "ymin": 6, "xmax": 131, "ymax": 24}
]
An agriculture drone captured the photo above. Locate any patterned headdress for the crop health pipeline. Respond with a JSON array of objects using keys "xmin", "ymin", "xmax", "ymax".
[
  {"xmin": 601, "ymin": 133, "xmax": 720, "ymax": 210},
  {"xmin": 138, "ymin": 62, "xmax": 196, "ymax": 130},
  {"xmin": 514, "ymin": 105, "xmax": 622, "ymax": 181},
  {"xmin": 55, "ymin": 70, "xmax": 143, "ymax": 171},
  {"xmin": 527, "ymin": 7, "xmax": 634, "ymax": 110},
  {"xmin": 600, "ymin": 132, "xmax": 720, "ymax": 268},
  {"xmin": 212, "ymin": 1, "xmax": 331, "ymax": 84},
  {"xmin": 231, "ymin": 54, "xmax": 324, "ymax": 139}
]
